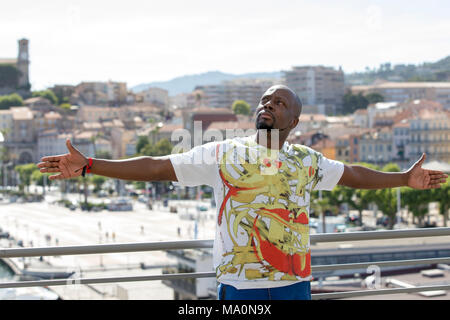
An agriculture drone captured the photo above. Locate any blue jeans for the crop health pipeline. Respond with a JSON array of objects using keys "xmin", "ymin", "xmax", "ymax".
[{"xmin": 217, "ymin": 281, "xmax": 311, "ymax": 300}]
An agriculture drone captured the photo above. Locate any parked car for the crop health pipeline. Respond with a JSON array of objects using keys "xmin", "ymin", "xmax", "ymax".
[
  {"xmin": 334, "ymin": 224, "xmax": 347, "ymax": 233},
  {"xmin": 376, "ymin": 216, "xmax": 391, "ymax": 227},
  {"xmin": 108, "ymin": 198, "xmax": 133, "ymax": 211},
  {"xmin": 346, "ymin": 214, "xmax": 360, "ymax": 225},
  {"xmin": 0, "ymin": 231, "xmax": 10, "ymax": 239}
]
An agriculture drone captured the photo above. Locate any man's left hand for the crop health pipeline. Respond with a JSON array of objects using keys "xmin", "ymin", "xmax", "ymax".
[{"xmin": 406, "ymin": 153, "xmax": 448, "ymax": 190}]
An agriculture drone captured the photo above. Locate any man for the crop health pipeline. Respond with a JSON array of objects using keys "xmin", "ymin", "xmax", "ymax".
[{"xmin": 37, "ymin": 85, "xmax": 448, "ymax": 300}]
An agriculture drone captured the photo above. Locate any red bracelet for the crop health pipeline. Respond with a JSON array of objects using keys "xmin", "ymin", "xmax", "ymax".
[{"xmin": 86, "ymin": 157, "xmax": 93, "ymax": 174}]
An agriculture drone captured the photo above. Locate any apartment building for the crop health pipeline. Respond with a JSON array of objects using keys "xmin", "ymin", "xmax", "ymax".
[
  {"xmin": 73, "ymin": 81, "xmax": 128, "ymax": 106},
  {"xmin": 137, "ymin": 87, "xmax": 170, "ymax": 108},
  {"xmin": 195, "ymin": 79, "xmax": 274, "ymax": 109},
  {"xmin": 284, "ymin": 65, "xmax": 345, "ymax": 115},
  {"xmin": 392, "ymin": 119, "xmax": 410, "ymax": 161},
  {"xmin": 76, "ymin": 105, "xmax": 160, "ymax": 123},
  {"xmin": 358, "ymin": 127, "xmax": 393, "ymax": 165},
  {"xmin": 4, "ymin": 107, "xmax": 36, "ymax": 164},
  {"xmin": 37, "ymin": 130, "xmax": 72, "ymax": 160},
  {"xmin": 0, "ymin": 110, "xmax": 13, "ymax": 134},
  {"xmin": 408, "ymin": 109, "xmax": 450, "ymax": 163}
]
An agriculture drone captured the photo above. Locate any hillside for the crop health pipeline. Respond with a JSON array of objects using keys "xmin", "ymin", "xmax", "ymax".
[
  {"xmin": 345, "ymin": 55, "xmax": 450, "ymax": 85},
  {"xmin": 131, "ymin": 70, "xmax": 282, "ymax": 96}
]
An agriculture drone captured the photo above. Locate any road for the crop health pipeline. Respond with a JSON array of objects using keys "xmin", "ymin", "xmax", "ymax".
[{"xmin": 0, "ymin": 196, "xmax": 217, "ymax": 299}]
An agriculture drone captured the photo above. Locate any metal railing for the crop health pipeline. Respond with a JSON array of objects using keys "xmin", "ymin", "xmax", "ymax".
[{"xmin": 1, "ymin": 227, "xmax": 450, "ymax": 300}]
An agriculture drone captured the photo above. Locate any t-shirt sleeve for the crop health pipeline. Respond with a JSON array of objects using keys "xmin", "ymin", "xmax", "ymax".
[
  {"xmin": 168, "ymin": 141, "xmax": 218, "ymax": 187},
  {"xmin": 311, "ymin": 151, "xmax": 345, "ymax": 191}
]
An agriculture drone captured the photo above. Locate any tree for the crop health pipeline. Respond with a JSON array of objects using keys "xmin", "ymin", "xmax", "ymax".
[
  {"xmin": 0, "ymin": 93, "xmax": 23, "ymax": 109},
  {"xmin": 232, "ymin": 100, "xmax": 251, "ymax": 116},
  {"xmin": 373, "ymin": 163, "xmax": 401, "ymax": 229},
  {"xmin": 59, "ymin": 103, "xmax": 71, "ymax": 111},
  {"xmin": 141, "ymin": 138, "xmax": 173, "ymax": 157},
  {"xmin": 338, "ymin": 162, "xmax": 379, "ymax": 226},
  {"xmin": 365, "ymin": 92, "xmax": 384, "ymax": 104},
  {"xmin": 136, "ymin": 136, "xmax": 150, "ymax": 154},
  {"xmin": 402, "ymin": 188, "xmax": 432, "ymax": 227},
  {"xmin": 140, "ymin": 138, "xmax": 174, "ymax": 198},
  {"xmin": 432, "ymin": 180, "xmax": 450, "ymax": 227},
  {"xmin": 92, "ymin": 175, "xmax": 107, "ymax": 193},
  {"xmin": 32, "ymin": 90, "xmax": 59, "ymax": 105},
  {"xmin": 0, "ymin": 65, "xmax": 20, "ymax": 88},
  {"xmin": 342, "ymin": 92, "xmax": 369, "ymax": 115},
  {"xmin": 31, "ymin": 170, "xmax": 52, "ymax": 194},
  {"xmin": 374, "ymin": 188, "xmax": 398, "ymax": 229},
  {"xmin": 15, "ymin": 163, "xmax": 37, "ymax": 192},
  {"xmin": 95, "ymin": 150, "xmax": 112, "ymax": 159}
]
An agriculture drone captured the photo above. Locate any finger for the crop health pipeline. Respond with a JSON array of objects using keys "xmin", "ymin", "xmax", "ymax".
[
  {"xmin": 36, "ymin": 162, "xmax": 47, "ymax": 168},
  {"xmin": 41, "ymin": 155, "xmax": 65, "ymax": 162},
  {"xmin": 49, "ymin": 173, "xmax": 64, "ymax": 180},
  {"xmin": 416, "ymin": 153, "xmax": 426, "ymax": 166},
  {"xmin": 426, "ymin": 170, "xmax": 447, "ymax": 176},
  {"xmin": 37, "ymin": 161, "xmax": 59, "ymax": 169},
  {"xmin": 40, "ymin": 167, "xmax": 61, "ymax": 173},
  {"xmin": 66, "ymin": 139, "xmax": 80, "ymax": 155}
]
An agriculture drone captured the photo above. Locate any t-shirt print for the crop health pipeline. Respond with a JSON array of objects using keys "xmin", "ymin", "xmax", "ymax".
[{"xmin": 169, "ymin": 135, "xmax": 344, "ymax": 288}]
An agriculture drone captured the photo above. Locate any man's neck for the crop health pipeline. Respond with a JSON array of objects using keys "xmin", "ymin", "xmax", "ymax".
[{"xmin": 255, "ymin": 130, "xmax": 287, "ymax": 150}]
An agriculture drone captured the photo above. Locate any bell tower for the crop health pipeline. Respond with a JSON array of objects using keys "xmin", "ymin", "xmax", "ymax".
[{"xmin": 17, "ymin": 38, "xmax": 30, "ymax": 89}]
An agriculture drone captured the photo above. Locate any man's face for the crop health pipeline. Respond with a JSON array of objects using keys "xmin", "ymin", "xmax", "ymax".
[{"xmin": 255, "ymin": 86, "xmax": 297, "ymax": 131}]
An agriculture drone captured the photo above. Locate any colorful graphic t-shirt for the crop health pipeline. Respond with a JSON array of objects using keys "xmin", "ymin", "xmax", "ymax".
[{"xmin": 169, "ymin": 134, "xmax": 344, "ymax": 289}]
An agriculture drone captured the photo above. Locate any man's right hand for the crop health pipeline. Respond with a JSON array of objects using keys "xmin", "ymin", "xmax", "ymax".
[{"xmin": 37, "ymin": 139, "xmax": 88, "ymax": 180}]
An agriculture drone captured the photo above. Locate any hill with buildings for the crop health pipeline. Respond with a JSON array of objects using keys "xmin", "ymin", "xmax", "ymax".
[
  {"xmin": 345, "ymin": 55, "xmax": 450, "ymax": 85},
  {"xmin": 131, "ymin": 70, "xmax": 282, "ymax": 96}
]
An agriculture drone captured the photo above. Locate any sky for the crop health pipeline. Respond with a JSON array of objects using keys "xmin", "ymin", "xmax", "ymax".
[{"xmin": 0, "ymin": 0, "xmax": 449, "ymax": 91}]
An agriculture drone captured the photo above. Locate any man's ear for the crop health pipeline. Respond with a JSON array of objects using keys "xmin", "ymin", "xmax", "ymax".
[{"xmin": 291, "ymin": 117, "xmax": 300, "ymax": 129}]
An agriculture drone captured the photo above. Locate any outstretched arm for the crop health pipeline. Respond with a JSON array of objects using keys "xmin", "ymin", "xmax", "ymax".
[
  {"xmin": 338, "ymin": 153, "xmax": 448, "ymax": 190},
  {"xmin": 37, "ymin": 139, "xmax": 177, "ymax": 182}
]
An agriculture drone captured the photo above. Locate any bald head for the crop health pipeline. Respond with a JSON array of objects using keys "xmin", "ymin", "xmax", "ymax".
[{"xmin": 264, "ymin": 85, "xmax": 302, "ymax": 118}]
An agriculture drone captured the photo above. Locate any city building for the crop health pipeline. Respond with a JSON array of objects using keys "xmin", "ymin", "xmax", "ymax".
[
  {"xmin": 353, "ymin": 109, "xmax": 369, "ymax": 128},
  {"xmin": 162, "ymin": 249, "xmax": 216, "ymax": 300},
  {"xmin": 358, "ymin": 127, "xmax": 393, "ymax": 165},
  {"xmin": 34, "ymin": 111, "xmax": 62, "ymax": 132},
  {"xmin": 0, "ymin": 38, "xmax": 30, "ymax": 95},
  {"xmin": 5, "ymin": 107, "xmax": 35, "ymax": 164},
  {"xmin": 295, "ymin": 114, "xmax": 328, "ymax": 134},
  {"xmin": 49, "ymin": 85, "xmax": 76, "ymax": 104},
  {"xmin": 195, "ymin": 79, "xmax": 274, "ymax": 110},
  {"xmin": 111, "ymin": 127, "xmax": 137, "ymax": 158},
  {"xmin": 334, "ymin": 135, "xmax": 351, "ymax": 163},
  {"xmin": 76, "ymin": 105, "xmax": 160, "ymax": 124},
  {"xmin": 0, "ymin": 109, "xmax": 13, "ymax": 135},
  {"xmin": 37, "ymin": 130, "xmax": 72, "ymax": 160},
  {"xmin": 137, "ymin": 87, "xmax": 170, "ymax": 108},
  {"xmin": 72, "ymin": 81, "xmax": 128, "ymax": 106},
  {"xmin": 408, "ymin": 108, "xmax": 450, "ymax": 163},
  {"xmin": 284, "ymin": 65, "xmax": 345, "ymax": 115},
  {"xmin": 310, "ymin": 137, "xmax": 336, "ymax": 160},
  {"xmin": 392, "ymin": 119, "xmax": 410, "ymax": 162},
  {"xmin": 205, "ymin": 120, "xmax": 256, "ymax": 141},
  {"xmin": 182, "ymin": 107, "xmax": 238, "ymax": 144},
  {"xmin": 148, "ymin": 123, "xmax": 183, "ymax": 145},
  {"xmin": 351, "ymin": 82, "xmax": 450, "ymax": 110}
]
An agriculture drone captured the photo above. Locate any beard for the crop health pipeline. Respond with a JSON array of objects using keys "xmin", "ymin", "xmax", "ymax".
[
  {"xmin": 256, "ymin": 122, "xmax": 274, "ymax": 130},
  {"xmin": 256, "ymin": 116, "xmax": 275, "ymax": 131}
]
